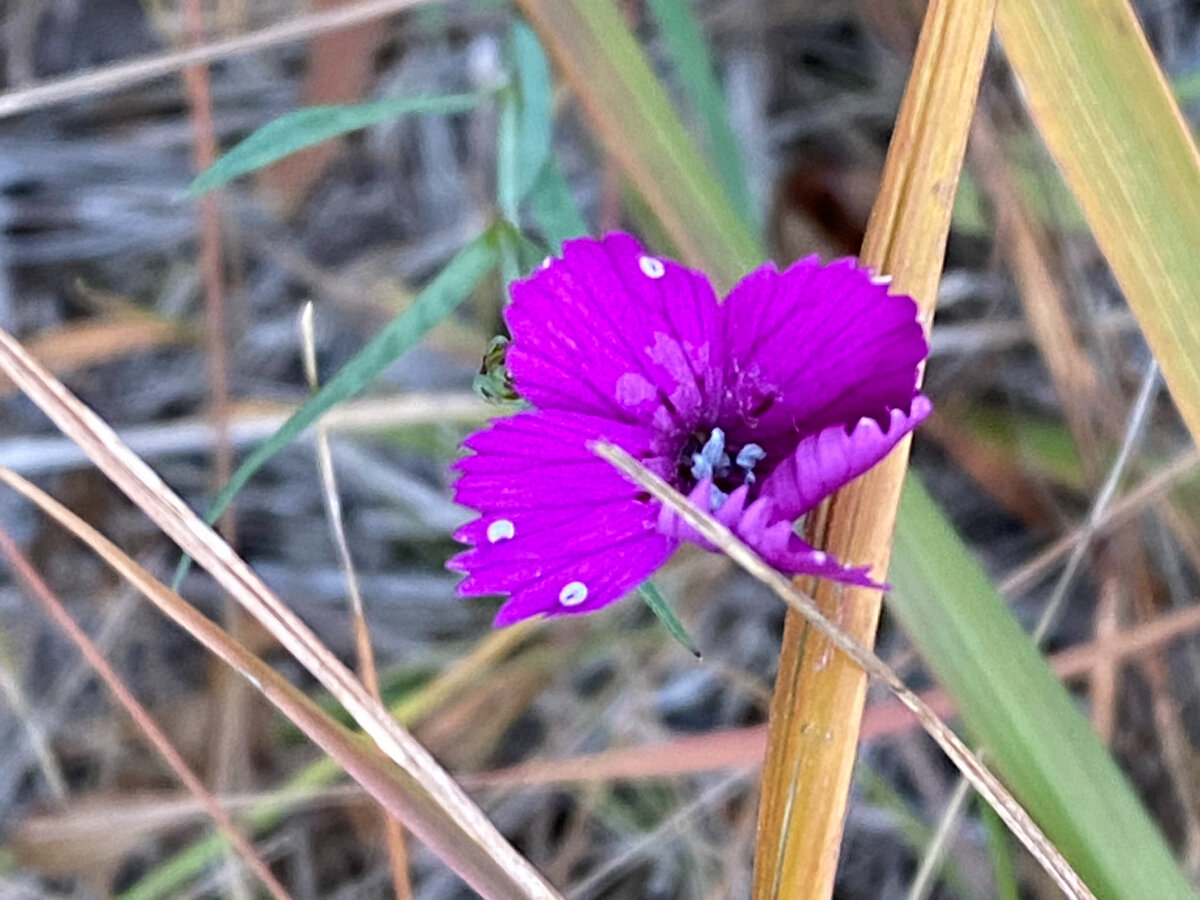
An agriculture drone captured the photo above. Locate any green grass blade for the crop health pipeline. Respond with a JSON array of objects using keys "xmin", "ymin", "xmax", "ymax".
[
  {"xmin": 511, "ymin": 20, "xmax": 554, "ymax": 204},
  {"xmin": 644, "ymin": 0, "xmax": 757, "ymax": 233},
  {"xmin": 189, "ymin": 93, "xmax": 485, "ymax": 195},
  {"xmin": 517, "ymin": 0, "xmax": 760, "ymax": 290},
  {"xmin": 637, "ymin": 580, "xmax": 700, "ymax": 658},
  {"xmin": 983, "ymin": 803, "xmax": 1021, "ymax": 900},
  {"xmin": 889, "ymin": 476, "xmax": 1193, "ymax": 900},
  {"xmin": 497, "ymin": 87, "xmax": 521, "ymax": 223},
  {"xmin": 173, "ymin": 228, "xmax": 500, "ymax": 588},
  {"xmin": 997, "ymin": 0, "xmax": 1200, "ymax": 446},
  {"xmin": 528, "ymin": 160, "xmax": 588, "ymax": 249}
]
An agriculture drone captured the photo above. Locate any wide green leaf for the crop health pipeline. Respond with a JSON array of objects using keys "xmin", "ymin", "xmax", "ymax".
[
  {"xmin": 517, "ymin": 0, "xmax": 759, "ymax": 290},
  {"xmin": 890, "ymin": 477, "xmax": 1193, "ymax": 899}
]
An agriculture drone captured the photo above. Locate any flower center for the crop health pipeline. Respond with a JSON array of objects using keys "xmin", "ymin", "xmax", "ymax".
[{"xmin": 680, "ymin": 426, "xmax": 765, "ymax": 508}]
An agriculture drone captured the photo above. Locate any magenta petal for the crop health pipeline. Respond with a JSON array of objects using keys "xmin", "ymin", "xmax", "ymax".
[
  {"xmin": 505, "ymin": 233, "xmax": 723, "ymax": 435},
  {"xmin": 758, "ymin": 394, "xmax": 933, "ymax": 521},
  {"xmin": 655, "ymin": 483, "xmax": 880, "ymax": 588},
  {"xmin": 719, "ymin": 257, "xmax": 927, "ymax": 450},
  {"xmin": 451, "ymin": 410, "xmax": 675, "ymax": 625}
]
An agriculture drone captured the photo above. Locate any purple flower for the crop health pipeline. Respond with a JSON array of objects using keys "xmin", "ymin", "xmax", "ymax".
[{"xmin": 449, "ymin": 233, "xmax": 931, "ymax": 626}]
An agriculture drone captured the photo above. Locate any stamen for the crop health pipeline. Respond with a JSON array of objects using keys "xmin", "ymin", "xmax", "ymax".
[
  {"xmin": 736, "ymin": 443, "xmax": 766, "ymax": 484},
  {"xmin": 690, "ymin": 427, "xmax": 730, "ymax": 482}
]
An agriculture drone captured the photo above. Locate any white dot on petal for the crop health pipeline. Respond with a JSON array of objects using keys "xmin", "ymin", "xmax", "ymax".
[
  {"xmin": 486, "ymin": 519, "xmax": 515, "ymax": 543},
  {"xmin": 540, "ymin": 256, "xmax": 553, "ymax": 270},
  {"xmin": 870, "ymin": 273, "xmax": 893, "ymax": 286},
  {"xmin": 639, "ymin": 255, "xmax": 665, "ymax": 279},
  {"xmin": 559, "ymin": 581, "xmax": 588, "ymax": 606},
  {"xmin": 811, "ymin": 551, "xmax": 828, "ymax": 565}
]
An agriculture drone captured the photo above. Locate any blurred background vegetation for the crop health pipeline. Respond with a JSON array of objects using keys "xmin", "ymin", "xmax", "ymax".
[{"xmin": 1, "ymin": 1, "xmax": 1200, "ymax": 898}]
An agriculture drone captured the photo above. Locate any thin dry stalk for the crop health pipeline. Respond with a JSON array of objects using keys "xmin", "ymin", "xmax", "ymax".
[
  {"xmin": 969, "ymin": 113, "xmax": 1109, "ymax": 477},
  {"xmin": 0, "ymin": 467, "xmax": 558, "ymax": 900},
  {"xmin": 0, "ymin": 0, "xmax": 436, "ymax": 119},
  {"xmin": 259, "ymin": 0, "xmax": 386, "ymax": 209},
  {"xmin": 0, "ymin": 326, "xmax": 559, "ymax": 900},
  {"xmin": 753, "ymin": 4, "xmax": 993, "ymax": 897},
  {"xmin": 1001, "ymin": 449, "xmax": 1200, "ymax": 596},
  {"xmin": 0, "ymin": 625, "xmax": 68, "ymax": 800},
  {"xmin": 594, "ymin": 440, "xmax": 1096, "ymax": 900},
  {"xmin": 0, "ymin": 525, "xmax": 292, "ymax": 900},
  {"xmin": 179, "ymin": 5, "xmax": 253, "ymax": 893},
  {"xmin": 301, "ymin": 305, "xmax": 413, "ymax": 900}
]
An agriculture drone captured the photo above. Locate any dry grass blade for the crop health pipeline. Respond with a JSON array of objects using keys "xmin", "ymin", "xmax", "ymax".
[
  {"xmin": 179, "ymin": 6, "xmax": 248, "ymax": 893},
  {"xmin": 0, "ymin": 466, "xmax": 557, "ymax": 900},
  {"xmin": 0, "ymin": 318, "xmax": 191, "ymax": 398},
  {"xmin": 0, "ymin": 326, "xmax": 559, "ymax": 900},
  {"xmin": 300, "ymin": 304, "xmax": 413, "ymax": 900},
  {"xmin": 0, "ymin": 0, "xmax": 435, "ymax": 119},
  {"xmin": 1000, "ymin": 449, "xmax": 1200, "ymax": 597},
  {"xmin": 753, "ymin": 4, "xmax": 993, "ymax": 897},
  {"xmin": 0, "ymin": 392, "xmax": 490, "ymax": 478},
  {"xmin": 0, "ymin": 628, "xmax": 68, "ymax": 801},
  {"xmin": 0, "ymin": 524, "xmax": 293, "ymax": 900},
  {"xmin": 593, "ymin": 440, "xmax": 1096, "ymax": 900}
]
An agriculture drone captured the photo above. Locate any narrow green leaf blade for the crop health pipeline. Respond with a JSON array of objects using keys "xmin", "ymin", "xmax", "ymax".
[
  {"xmin": 637, "ymin": 580, "xmax": 700, "ymax": 658},
  {"xmin": 189, "ymin": 93, "xmax": 484, "ymax": 196},
  {"xmin": 517, "ymin": 0, "xmax": 760, "ymax": 290},
  {"xmin": 645, "ymin": 0, "xmax": 757, "ymax": 232},
  {"xmin": 528, "ymin": 160, "xmax": 588, "ymax": 250},
  {"xmin": 890, "ymin": 476, "xmax": 1193, "ymax": 900},
  {"xmin": 511, "ymin": 20, "xmax": 555, "ymax": 203},
  {"xmin": 174, "ymin": 229, "xmax": 500, "ymax": 587}
]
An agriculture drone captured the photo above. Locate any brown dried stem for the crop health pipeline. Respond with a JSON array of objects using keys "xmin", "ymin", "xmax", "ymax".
[
  {"xmin": 752, "ymin": 4, "xmax": 994, "ymax": 897},
  {"xmin": 0, "ymin": 524, "xmax": 293, "ymax": 900}
]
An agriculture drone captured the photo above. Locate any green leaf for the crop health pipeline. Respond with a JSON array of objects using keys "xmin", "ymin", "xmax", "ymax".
[
  {"xmin": 496, "ymin": 86, "xmax": 521, "ymax": 223},
  {"xmin": 527, "ymin": 160, "xmax": 588, "ymax": 250},
  {"xmin": 173, "ymin": 228, "xmax": 501, "ymax": 588},
  {"xmin": 983, "ymin": 803, "xmax": 1021, "ymax": 900},
  {"xmin": 889, "ymin": 476, "xmax": 1194, "ymax": 900},
  {"xmin": 189, "ymin": 93, "xmax": 485, "ymax": 195},
  {"xmin": 637, "ymin": 580, "xmax": 700, "ymax": 658},
  {"xmin": 510, "ymin": 20, "xmax": 555, "ymax": 204},
  {"xmin": 645, "ymin": 0, "xmax": 757, "ymax": 233},
  {"xmin": 516, "ymin": 0, "xmax": 760, "ymax": 290}
]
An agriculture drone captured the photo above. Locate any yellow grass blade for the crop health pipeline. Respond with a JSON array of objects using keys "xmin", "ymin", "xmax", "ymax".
[
  {"xmin": 752, "ymin": 5, "xmax": 993, "ymax": 897},
  {"xmin": 997, "ymin": 0, "xmax": 1200, "ymax": 445}
]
